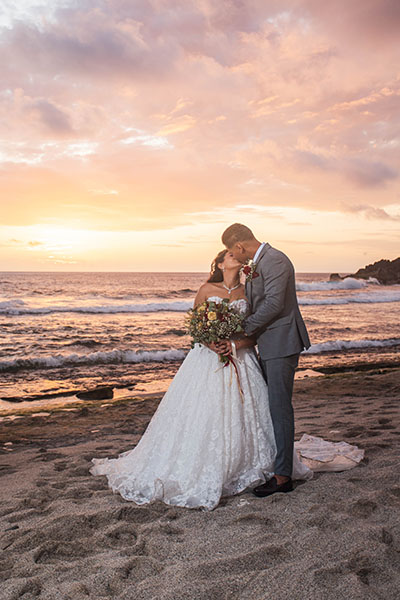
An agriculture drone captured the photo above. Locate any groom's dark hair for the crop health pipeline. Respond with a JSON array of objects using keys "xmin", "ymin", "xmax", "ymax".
[{"xmin": 222, "ymin": 223, "xmax": 255, "ymax": 248}]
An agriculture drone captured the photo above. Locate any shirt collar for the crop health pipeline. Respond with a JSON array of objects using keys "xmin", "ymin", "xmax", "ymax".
[{"xmin": 252, "ymin": 242, "xmax": 266, "ymax": 263}]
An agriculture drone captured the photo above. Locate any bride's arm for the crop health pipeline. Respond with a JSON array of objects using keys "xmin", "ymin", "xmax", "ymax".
[
  {"xmin": 215, "ymin": 334, "xmax": 256, "ymax": 354},
  {"xmin": 192, "ymin": 283, "xmax": 220, "ymax": 353},
  {"xmin": 193, "ymin": 284, "xmax": 208, "ymax": 308}
]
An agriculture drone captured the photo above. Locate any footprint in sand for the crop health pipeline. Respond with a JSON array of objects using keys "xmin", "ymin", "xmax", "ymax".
[
  {"xmin": 231, "ymin": 513, "xmax": 272, "ymax": 527},
  {"xmin": 67, "ymin": 465, "xmax": 92, "ymax": 477},
  {"xmin": 87, "ymin": 480, "xmax": 107, "ymax": 491},
  {"xmin": 82, "ymin": 557, "xmax": 163, "ymax": 596},
  {"xmin": 112, "ymin": 505, "xmax": 156, "ymax": 524},
  {"xmin": 163, "ymin": 508, "xmax": 182, "ymax": 521},
  {"xmin": 53, "ymin": 461, "xmax": 68, "ymax": 472},
  {"xmin": 8, "ymin": 508, "xmax": 52, "ymax": 523},
  {"xmin": 16, "ymin": 492, "xmax": 56, "ymax": 511},
  {"xmin": 306, "ymin": 513, "xmax": 341, "ymax": 531},
  {"xmin": 49, "ymin": 481, "xmax": 67, "ymax": 490},
  {"xmin": 10, "ymin": 513, "xmax": 121, "ymax": 565},
  {"xmin": 32, "ymin": 452, "xmax": 65, "ymax": 462},
  {"xmin": 313, "ymin": 564, "xmax": 346, "ymax": 586},
  {"xmin": 33, "ymin": 540, "xmax": 93, "ymax": 563},
  {"xmin": 12, "ymin": 578, "xmax": 42, "ymax": 599},
  {"xmin": 158, "ymin": 523, "xmax": 184, "ymax": 537},
  {"xmin": 63, "ymin": 487, "xmax": 94, "ymax": 499},
  {"xmin": 347, "ymin": 554, "xmax": 375, "ymax": 585},
  {"xmin": 347, "ymin": 498, "xmax": 378, "ymax": 518},
  {"xmin": 343, "ymin": 426, "xmax": 366, "ymax": 437},
  {"xmin": 188, "ymin": 545, "xmax": 289, "ymax": 579},
  {"xmin": 103, "ymin": 524, "xmax": 138, "ymax": 547},
  {"xmin": 96, "ymin": 445, "xmax": 115, "ymax": 450},
  {"xmin": 0, "ymin": 465, "xmax": 17, "ymax": 477}
]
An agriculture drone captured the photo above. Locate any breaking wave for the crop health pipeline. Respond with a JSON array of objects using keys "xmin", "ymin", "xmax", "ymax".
[
  {"xmin": 0, "ymin": 348, "xmax": 187, "ymax": 373},
  {"xmin": 304, "ymin": 338, "xmax": 400, "ymax": 354},
  {"xmin": 0, "ymin": 300, "xmax": 193, "ymax": 315},
  {"xmin": 296, "ymin": 277, "xmax": 379, "ymax": 292},
  {"xmin": 2, "ymin": 337, "xmax": 399, "ymax": 373},
  {"xmin": 1, "ymin": 288, "xmax": 400, "ymax": 315}
]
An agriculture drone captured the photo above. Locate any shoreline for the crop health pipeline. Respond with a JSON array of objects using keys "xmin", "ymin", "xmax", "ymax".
[
  {"xmin": 1, "ymin": 360, "xmax": 399, "ymax": 421},
  {"xmin": 1, "ymin": 350, "xmax": 400, "ymax": 408},
  {"xmin": 1, "ymin": 367, "xmax": 399, "ymax": 449},
  {"xmin": 1, "ymin": 369, "xmax": 399, "ymax": 599}
]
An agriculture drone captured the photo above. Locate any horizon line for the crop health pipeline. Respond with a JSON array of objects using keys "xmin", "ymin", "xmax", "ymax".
[{"xmin": 0, "ymin": 269, "xmax": 348, "ymax": 274}]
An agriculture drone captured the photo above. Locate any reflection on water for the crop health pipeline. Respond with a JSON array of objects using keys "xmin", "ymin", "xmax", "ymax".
[{"xmin": 1, "ymin": 272, "xmax": 399, "ymax": 413}]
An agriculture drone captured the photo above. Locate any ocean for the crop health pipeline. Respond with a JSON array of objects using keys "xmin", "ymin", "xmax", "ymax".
[{"xmin": 1, "ymin": 271, "xmax": 399, "ymax": 412}]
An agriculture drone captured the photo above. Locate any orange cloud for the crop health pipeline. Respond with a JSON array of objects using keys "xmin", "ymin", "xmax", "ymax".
[{"xmin": 0, "ymin": 1, "xmax": 399, "ymax": 270}]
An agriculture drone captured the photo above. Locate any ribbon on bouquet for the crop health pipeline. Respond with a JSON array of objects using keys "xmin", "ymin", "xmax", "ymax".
[{"xmin": 215, "ymin": 353, "xmax": 245, "ymax": 404}]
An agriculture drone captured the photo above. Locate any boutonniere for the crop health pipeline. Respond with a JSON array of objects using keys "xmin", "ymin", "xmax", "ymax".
[{"xmin": 240, "ymin": 260, "xmax": 260, "ymax": 284}]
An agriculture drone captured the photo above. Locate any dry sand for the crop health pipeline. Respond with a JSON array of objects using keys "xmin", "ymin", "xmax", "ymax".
[{"xmin": 1, "ymin": 369, "xmax": 399, "ymax": 600}]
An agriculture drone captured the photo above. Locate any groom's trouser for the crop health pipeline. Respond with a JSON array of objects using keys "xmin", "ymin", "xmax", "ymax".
[{"xmin": 260, "ymin": 353, "xmax": 299, "ymax": 478}]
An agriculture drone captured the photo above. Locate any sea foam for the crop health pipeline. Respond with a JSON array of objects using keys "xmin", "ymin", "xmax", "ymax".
[
  {"xmin": 304, "ymin": 338, "xmax": 400, "ymax": 354},
  {"xmin": 296, "ymin": 277, "xmax": 378, "ymax": 292},
  {"xmin": 298, "ymin": 291, "xmax": 400, "ymax": 305},
  {"xmin": 0, "ymin": 348, "xmax": 187, "ymax": 372},
  {"xmin": 0, "ymin": 300, "xmax": 193, "ymax": 315},
  {"xmin": 1, "ymin": 338, "xmax": 399, "ymax": 373},
  {"xmin": 1, "ymin": 288, "xmax": 400, "ymax": 314}
]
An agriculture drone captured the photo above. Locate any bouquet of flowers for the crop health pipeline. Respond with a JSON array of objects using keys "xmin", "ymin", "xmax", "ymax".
[{"xmin": 185, "ymin": 298, "xmax": 244, "ymax": 364}]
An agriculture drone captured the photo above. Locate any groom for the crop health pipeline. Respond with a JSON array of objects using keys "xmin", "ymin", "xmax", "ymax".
[{"xmin": 221, "ymin": 223, "xmax": 310, "ymax": 497}]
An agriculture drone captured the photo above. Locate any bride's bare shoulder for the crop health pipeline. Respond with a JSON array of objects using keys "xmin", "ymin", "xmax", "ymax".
[{"xmin": 194, "ymin": 282, "xmax": 221, "ymax": 307}]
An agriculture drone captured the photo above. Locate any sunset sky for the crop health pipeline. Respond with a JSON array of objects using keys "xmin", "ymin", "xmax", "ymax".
[{"xmin": 0, "ymin": 0, "xmax": 399, "ymax": 272}]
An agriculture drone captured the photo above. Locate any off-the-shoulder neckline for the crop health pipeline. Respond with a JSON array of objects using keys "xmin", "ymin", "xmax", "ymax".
[{"xmin": 206, "ymin": 296, "xmax": 248, "ymax": 304}]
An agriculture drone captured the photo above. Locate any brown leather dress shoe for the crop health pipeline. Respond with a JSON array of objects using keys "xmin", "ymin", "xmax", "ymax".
[{"xmin": 253, "ymin": 476, "xmax": 293, "ymax": 497}]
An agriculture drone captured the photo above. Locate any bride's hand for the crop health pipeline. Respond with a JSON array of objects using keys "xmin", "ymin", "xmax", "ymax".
[
  {"xmin": 215, "ymin": 340, "xmax": 232, "ymax": 354},
  {"xmin": 208, "ymin": 341, "xmax": 221, "ymax": 354}
]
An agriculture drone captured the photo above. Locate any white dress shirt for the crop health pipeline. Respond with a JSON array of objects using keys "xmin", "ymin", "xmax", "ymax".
[{"xmin": 252, "ymin": 242, "xmax": 266, "ymax": 263}]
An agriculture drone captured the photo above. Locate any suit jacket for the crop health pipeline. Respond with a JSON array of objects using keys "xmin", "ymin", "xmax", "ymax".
[{"xmin": 244, "ymin": 243, "xmax": 311, "ymax": 360}]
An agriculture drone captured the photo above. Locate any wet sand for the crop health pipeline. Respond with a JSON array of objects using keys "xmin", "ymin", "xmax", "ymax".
[{"xmin": 1, "ymin": 369, "xmax": 399, "ymax": 599}]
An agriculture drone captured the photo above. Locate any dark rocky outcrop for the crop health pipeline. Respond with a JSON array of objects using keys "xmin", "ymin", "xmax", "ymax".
[
  {"xmin": 330, "ymin": 257, "xmax": 400, "ymax": 285},
  {"xmin": 76, "ymin": 386, "xmax": 114, "ymax": 401},
  {"xmin": 349, "ymin": 257, "xmax": 400, "ymax": 285}
]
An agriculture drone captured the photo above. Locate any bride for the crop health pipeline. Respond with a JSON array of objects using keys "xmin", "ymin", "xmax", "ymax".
[{"xmin": 89, "ymin": 250, "xmax": 312, "ymax": 510}]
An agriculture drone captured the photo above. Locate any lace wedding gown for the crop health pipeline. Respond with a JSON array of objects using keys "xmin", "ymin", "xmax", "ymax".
[{"xmin": 89, "ymin": 297, "xmax": 312, "ymax": 510}]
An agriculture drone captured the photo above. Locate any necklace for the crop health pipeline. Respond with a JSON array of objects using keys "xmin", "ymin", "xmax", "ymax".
[{"xmin": 222, "ymin": 282, "xmax": 240, "ymax": 295}]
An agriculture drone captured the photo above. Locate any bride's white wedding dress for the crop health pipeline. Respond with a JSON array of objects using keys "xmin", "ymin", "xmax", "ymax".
[{"xmin": 89, "ymin": 297, "xmax": 312, "ymax": 510}]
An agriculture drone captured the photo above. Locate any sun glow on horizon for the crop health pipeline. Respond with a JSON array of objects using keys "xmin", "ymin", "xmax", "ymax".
[
  {"xmin": 0, "ymin": 202, "xmax": 399, "ymax": 273},
  {"xmin": 0, "ymin": 1, "xmax": 399, "ymax": 272}
]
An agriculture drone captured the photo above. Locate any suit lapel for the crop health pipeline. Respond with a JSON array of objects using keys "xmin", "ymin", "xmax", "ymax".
[
  {"xmin": 245, "ymin": 244, "xmax": 270, "ymax": 307},
  {"xmin": 245, "ymin": 278, "xmax": 252, "ymax": 307},
  {"xmin": 247, "ymin": 243, "xmax": 271, "ymax": 308},
  {"xmin": 254, "ymin": 242, "xmax": 271, "ymax": 268}
]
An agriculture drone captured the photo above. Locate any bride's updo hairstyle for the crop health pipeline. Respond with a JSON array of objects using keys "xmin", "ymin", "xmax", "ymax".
[{"xmin": 207, "ymin": 249, "xmax": 227, "ymax": 283}]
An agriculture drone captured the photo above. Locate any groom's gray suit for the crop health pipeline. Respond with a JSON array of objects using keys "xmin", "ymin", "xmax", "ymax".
[{"xmin": 244, "ymin": 243, "xmax": 310, "ymax": 477}]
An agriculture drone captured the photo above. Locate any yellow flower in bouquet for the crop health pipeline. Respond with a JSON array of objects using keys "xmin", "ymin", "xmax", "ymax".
[{"xmin": 208, "ymin": 311, "xmax": 217, "ymax": 321}]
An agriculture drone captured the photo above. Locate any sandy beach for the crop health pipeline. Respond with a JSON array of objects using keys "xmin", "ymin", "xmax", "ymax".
[{"xmin": 1, "ymin": 368, "xmax": 399, "ymax": 600}]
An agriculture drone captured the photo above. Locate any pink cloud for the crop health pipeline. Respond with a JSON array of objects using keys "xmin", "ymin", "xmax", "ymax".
[{"xmin": 0, "ymin": 0, "xmax": 399, "ymax": 233}]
